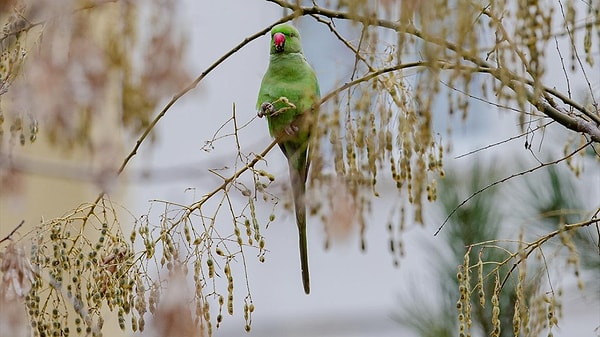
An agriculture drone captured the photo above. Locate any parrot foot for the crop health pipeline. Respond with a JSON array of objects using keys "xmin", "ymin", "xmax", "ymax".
[
  {"xmin": 284, "ymin": 124, "xmax": 299, "ymax": 136},
  {"xmin": 259, "ymin": 102, "xmax": 275, "ymax": 118}
]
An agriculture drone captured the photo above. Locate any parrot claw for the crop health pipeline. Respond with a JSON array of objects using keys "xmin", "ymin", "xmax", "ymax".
[
  {"xmin": 284, "ymin": 124, "xmax": 299, "ymax": 136},
  {"xmin": 259, "ymin": 102, "xmax": 275, "ymax": 118}
]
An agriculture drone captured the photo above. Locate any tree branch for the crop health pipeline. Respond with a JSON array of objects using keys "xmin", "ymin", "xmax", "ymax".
[
  {"xmin": 0, "ymin": 220, "xmax": 24, "ymax": 244},
  {"xmin": 175, "ymin": 60, "xmax": 430, "ymax": 226},
  {"xmin": 434, "ymin": 140, "xmax": 593, "ymax": 236},
  {"xmin": 499, "ymin": 215, "xmax": 600, "ymax": 291},
  {"xmin": 76, "ymin": 16, "xmax": 300, "ymax": 234},
  {"xmin": 267, "ymin": 0, "xmax": 600, "ymax": 142}
]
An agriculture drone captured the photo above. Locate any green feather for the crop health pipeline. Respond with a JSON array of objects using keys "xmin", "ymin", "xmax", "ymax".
[{"xmin": 257, "ymin": 23, "xmax": 320, "ymax": 294}]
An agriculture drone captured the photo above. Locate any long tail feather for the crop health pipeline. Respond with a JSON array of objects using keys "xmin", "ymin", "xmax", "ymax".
[{"xmin": 289, "ymin": 163, "xmax": 310, "ymax": 294}]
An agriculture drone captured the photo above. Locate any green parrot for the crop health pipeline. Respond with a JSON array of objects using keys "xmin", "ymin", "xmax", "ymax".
[{"xmin": 257, "ymin": 23, "xmax": 320, "ymax": 294}]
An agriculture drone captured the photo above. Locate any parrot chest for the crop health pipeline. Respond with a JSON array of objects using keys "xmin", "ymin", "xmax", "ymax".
[{"xmin": 260, "ymin": 55, "xmax": 318, "ymax": 139}]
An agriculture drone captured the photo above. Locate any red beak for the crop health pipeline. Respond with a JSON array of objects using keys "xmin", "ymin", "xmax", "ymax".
[{"xmin": 273, "ymin": 32, "xmax": 285, "ymax": 52}]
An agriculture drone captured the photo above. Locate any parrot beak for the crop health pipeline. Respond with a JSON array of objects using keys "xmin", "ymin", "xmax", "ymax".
[{"xmin": 273, "ymin": 32, "xmax": 285, "ymax": 52}]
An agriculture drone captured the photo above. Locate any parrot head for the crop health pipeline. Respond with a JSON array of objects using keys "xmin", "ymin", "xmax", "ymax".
[{"xmin": 270, "ymin": 24, "xmax": 303, "ymax": 54}]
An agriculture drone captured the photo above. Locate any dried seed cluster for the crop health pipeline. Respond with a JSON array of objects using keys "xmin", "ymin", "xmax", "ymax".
[
  {"xmin": 1, "ymin": 242, "xmax": 34, "ymax": 300},
  {"xmin": 18, "ymin": 201, "xmax": 142, "ymax": 337},
  {"xmin": 127, "ymin": 162, "xmax": 272, "ymax": 336},
  {"xmin": 456, "ymin": 248, "xmax": 473, "ymax": 337},
  {"xmin": 306, "ymin": 28, "xmax": 444, "ymax": 256},
  {"xmin": 10, "ymin": 191, "xmax": 269, "ymax": 337},
  {"xmin": 0, "ymin": 25, "xmax": 37, "ymax": 149},
  {"xmin": 558, "ymin": 223, "xmax": 584, "ymax": 289},
  {"xmin": 0, "ymin": 0, "xmax": 188, "ymax": 152},
  {"xmin": 457, "ymin": 225, "xmax": 584, "ymax": 337}
]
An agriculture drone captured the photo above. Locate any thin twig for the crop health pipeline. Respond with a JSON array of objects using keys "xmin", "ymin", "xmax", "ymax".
[
  {"xmin": 268, "ymin": 0, "xmax": 600, "ymax": 132},
  {"xmin": 0, "ymin": 0, "xmax": 118, "ymax": 45},
  {"xmin": 0, "ymin": 220, "xmax": 24, "ymax": 244},
  {"xmin": 435, "ymin": 140, "xmax": 593, "ymax": 236},
  {"xmin": 454, "ymin": 121, "xmax": 554, "ymax": 159},
  {"xmin": 176, "ymin": 60, "xmax": 430, "ymax": 227},
  {"xmin": 80, "ymin": 16, "xmax": 298, "ymax": 226},
  {"xmin": 499, "ymin": 216, "xmax": 600, "ymax": 290},
  {"xmin": 557, "ymin": 0, "xmax": 598, "ymax": 109}
]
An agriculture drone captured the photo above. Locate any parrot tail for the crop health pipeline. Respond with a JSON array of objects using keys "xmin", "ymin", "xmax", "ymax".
[{"xmin": 289, "ymin": 163, "xmax": 310, "ymax": 294}]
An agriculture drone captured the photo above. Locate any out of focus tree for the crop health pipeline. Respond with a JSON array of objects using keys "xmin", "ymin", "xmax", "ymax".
[{"xmin": 396, "ymin": 163, "xmax": 598, "ymax": 337}]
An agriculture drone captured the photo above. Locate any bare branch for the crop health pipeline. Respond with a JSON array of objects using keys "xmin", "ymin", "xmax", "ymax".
[
  {"xmin": 435, "ymin": 140, "xmax": 593, "ymax": 236},
  {"xmin": 454, "ymin": 121, "xmax": 554, "ymax": 159},
  {"xmin": 499, "ymin": 215, "xmax": 600, "ymax": 291},
  {"xmin": 267, "ymin": 0, "xmax": 600, "ymax": 140},
  {"xmin": 78, "ymin": 16, "xmax": 300, "ymax": 227},
  {"xmin": 0, "ymin": 220, "xmax": 24, "ymax": 244}
]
